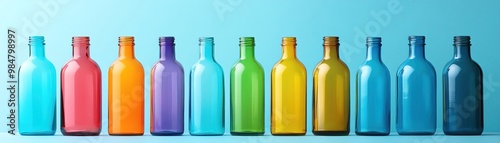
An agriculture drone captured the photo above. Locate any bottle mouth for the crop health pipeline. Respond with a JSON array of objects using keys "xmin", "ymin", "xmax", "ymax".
[
  {"xmin": 159, "ymin": 36, "xmax": 175, "ymax": 46},
  {"xmin": 366, "ymin": 37, "xmax": 382, "ymax": 46},
  {"xmin": 199, "ymin": 37, "xmax": 214, "ymax": 45},
  {"xmin": 454, "ymin": 36, "xmax": 471, "ymax": 46},
  {"xmin": 239, "ymin": 37, "xmax": 255, "ymax": 46},
  {"xmin": 323, "ymin": 36, "xmax": 339, "ymax": 46},
  {"xmin": 29, "ymin": 36, "xmax": 45, "ymax": 45},
  {"xmin": 409, "ymin": 36, "xmax": 425, "ymax": 45},
  {"xmin": 119, "ymin": 36, "xmax": 134, "ymax": 46},
  {"xmin": 72, "ymin": 36, "xmax": 90, "ymax": 46},
  {"xmin": 282, "ymin": 37, "xmax": 296, "ymax": 46}
]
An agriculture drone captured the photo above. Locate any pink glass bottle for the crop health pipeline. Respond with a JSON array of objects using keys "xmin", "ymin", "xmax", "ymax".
[{"xmin": 61, "ymin": 36, "xmax": 102, "ymax": 135}]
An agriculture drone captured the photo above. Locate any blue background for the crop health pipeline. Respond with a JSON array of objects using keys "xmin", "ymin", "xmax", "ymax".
[{"xmin": 1, "ymin": 0, "xmax": 499, "ymax": 142}]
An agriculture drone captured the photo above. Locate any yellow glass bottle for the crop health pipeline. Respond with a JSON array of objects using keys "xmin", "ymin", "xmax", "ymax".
[
  {"xmin": 313, "ymin": 36, "xmax": 350, "ymax": 135},
  {"xmin": 108, "ymin": 36, "xmax": 145, "ymax": 135},
  {"xmin": 271, "ymin": 37, "xmax": 307, "ymax": 135}
]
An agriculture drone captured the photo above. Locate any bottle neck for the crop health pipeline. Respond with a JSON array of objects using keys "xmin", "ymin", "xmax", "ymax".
[
  {"xmin": 200, "ymin": 41, "xmax": 214, "ymax": 60},
  {"xmin": 240, "ymin": 45, "xmax": 255, "ymax": 60},
  {"xmin": 323, "ymin": 45, "xmax": 339, "ymax": 60},
  {"xmin": 282, "ymin": 45, "xmax": 296, "ymax": 59},
  {"xmin": 30, "ymin": 43, "xmax": 45, "ymax": 58},
  {"xmin": 119, "ymin": 45, "xmax": 135, "ymax": 59},
  {"xmin": 73, "ymin": 45, "xmax": 89, "ymax": 58},
  {"xmin": 160, "ymin": 45, "xmax": 175, "ymax": 61},
  {"xmin": 409, "ymin": 44, "xmax": 425, "ymax": 59},
  {"xmin": 366, "ymin": 45, "xmax": 381, "ymax": 61},
  {"xmin": 454, "ymin": 45, "xmax": 471, "ymax": 59}
]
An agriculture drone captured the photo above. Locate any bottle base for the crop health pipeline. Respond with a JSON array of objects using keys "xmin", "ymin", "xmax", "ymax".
[
  {"xmin": 62, "ymin": 131, "xmax": 100, "ymax": 136},
  {"xmin": 397, "ymin": 131, "xmax": 435, "ymax": 135},
  {"xmin": 20, "ymin": 131, "xmax": 55, "ymax": 136},
  {"xmin": 355, "ymin": 131, "xmax": 389, "ymax": 136},
  {"xmin": 230, "ymin": 131, "xmax": 264, "ymax": 136},
  {"xmin": 271, "ymin": 132, "xmax": 306, "ymax": 136},
  {"xmin": 313, "ymin": 130, "xmax": 349, "ymax": 136},
  {"xmin": 189, "ymin": 133, "xmax": 224, "ymax": 136},
  {"xmin": 109, "ymin": 133, "xmax": 144, "ymax": 136},
  {"xmin": 444, "ymin": 131, "xmax": 483, "ymax": 135},
  {"xmin": 151, "ymin": 131, "xmax": 184, "ymax": 136}
]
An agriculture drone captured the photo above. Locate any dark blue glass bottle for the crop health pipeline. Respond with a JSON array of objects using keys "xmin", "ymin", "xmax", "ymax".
[
  {"xmin": 396, "ymin": 36, "xmax": 436, "ymax": 135},
  {"xmin": 355, "ymin": 37, "xmax": 390, "ymax": 136},
  {"xmin": 443, "ymin": 36, "xmax": 483, "ymax": 135}
]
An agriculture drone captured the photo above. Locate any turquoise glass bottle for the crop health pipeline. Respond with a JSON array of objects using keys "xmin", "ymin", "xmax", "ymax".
[
  {"xmin": 18, "ymin": 36, "xmax": 57, "ymax": 135},
  {"xmin": 396, "ymin": 36, "xmax": 436, "ymax": 135},
  {"xmin": 355, "ymin": 37, "xmax": 390, "ymax": 136},
  {"xmin": 189, "ymin": 37, "xmax": 225, "ymax": 135},
  {"xmin": 443, "ymin": 36, "xmax": 483, "ymax": 135},
  {"xmin": 230, "ymin": 37, "xmax": 265, "ymax": 135}
]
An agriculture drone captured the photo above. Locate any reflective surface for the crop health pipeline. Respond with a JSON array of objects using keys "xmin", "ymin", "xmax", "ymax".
[
  {"xmin": 150, "ymin": 37, "xmax": 184, "ymax": 135},
  {"xmin": 61, "ymin": 37, "xmax": 102, "ymax": 136},
  {"xmin": 271, "ymin": 37, "xmax": 307, "ymax": 135},
  {"xmin": 108, "ymin": 36, "xmax": 145, "ymax": 135},
  {"xmin": 443, "ymin": 36, "xmax": 483, "ymax": 135},
  {"xmin": 230, "ymin": 37, "xmax": 265, "ymax": 135},
  {"xmin": 189, "ymin": 37, "xmax": 225, "ymax": 135},
  {"xmin": 396, "ymin": 36, "xmax": 436, "ymax": 135},
  {"xmin": 18, "ymin": 36, "xmax": 57, "ymax": 135},
  {"xmin": 313, "ymin": 36, "xmax": 350, "ymax": 135},
  {"xmin": 356, "ymin": 37, "xmax": 390, "ymax": 136}
]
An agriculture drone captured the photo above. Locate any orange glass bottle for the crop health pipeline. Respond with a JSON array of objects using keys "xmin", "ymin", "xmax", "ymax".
[{"xmin": 108, "ymin": 36, "xmax": 145, "ymax": 135}]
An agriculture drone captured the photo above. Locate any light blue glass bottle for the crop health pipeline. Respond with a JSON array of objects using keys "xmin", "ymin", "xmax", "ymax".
[
  {"xmin": 443, "ymin": 36, "xmax": 483, "ymax": 135},
  {"xmin": 355, "ymin": 37, "xmax": 390, "ymax": 136},
  {"xmin": 396, "ymin": 36, "xmax": 436, "ymax": 135},
  {"xmin": 189, "ymin": 37, "xmax": 225, "ymax": 136},
  {"xmin": 18, "ymin": 36, "xmax": 56, "ymax": 135}
]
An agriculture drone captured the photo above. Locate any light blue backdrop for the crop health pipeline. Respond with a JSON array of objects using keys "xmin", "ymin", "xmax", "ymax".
[{"xmin": 1, "ymin": 0, "xmax": 499, "ymax": 135}]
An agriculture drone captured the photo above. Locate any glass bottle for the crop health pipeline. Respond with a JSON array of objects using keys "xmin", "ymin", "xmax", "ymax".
[
  {"xmin": 313, "ymin": 36, "xmax": 350, "ymax": 135},
  {"xmin": 108, "ymin": 36, "xmax": 145, "ymax": 135},
  {"xmin": 443, "ymin": 36, "xmax": 483, "ymax": 135},
  {"xmin": 150, "ymin": 37, "xmax": 184, "ymax": 135},
  {"xmin": 61, "ymin": 36, "xmax": 102, "ymax": 136},
  {"xmin": 396, "ymin": 36, "xmax": 436, "ymax": 135},
  {"xmin": 189, "ymin": 37, "xmax": 225, "ymax": 136},
  {"xmin": 230, "ymin": 37, "xmax": 265, "ymax": 135},
  {"xmin": 355, "ymin": 37, "xmax": 390, "ymax": 136},
  {"xmin": 271, "ymin": 37, "xmax": 307, "ymax": 135},
  {"xmin": 18, "ymin": 36, "xmax": 56, "ymax": 135}
]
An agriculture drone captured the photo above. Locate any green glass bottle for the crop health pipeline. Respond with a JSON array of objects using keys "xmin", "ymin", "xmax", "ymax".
[{"xmin": 230, "ymin": 37, "xmax": 265, "ymax": 135}]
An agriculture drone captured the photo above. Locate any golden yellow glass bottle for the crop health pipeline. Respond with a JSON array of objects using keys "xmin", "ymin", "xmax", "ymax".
[
  {"xmin": 108, "ymin": 36, "xmax": 145, "ymax": 135},
  {"xmin": 313, "ymin": 36, "xmax": 350, "ymax": 135},
  {"xmin": 271, "ymin": 37, "xmax": 307, "ymax": 135}
]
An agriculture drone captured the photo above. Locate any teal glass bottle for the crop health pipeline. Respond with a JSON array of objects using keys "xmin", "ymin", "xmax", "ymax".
[
  {"xmin": 230, "ymin": 37, "xmax": 265, "ymax": 135},
  {"xmin": 355, "ymin": 37, "xmax": 390, "ymax": 136},
  {"xmin": 396, "ymin": 36, "xmax": 436, "ymax": 135},
  {"xmin": 189, "ymin": 37, "xmax": 225, "ymax": 135},
  {"xmin": 443, "ymin": 36, "xmax": 483, "ymax": 135},
  {"xmin": 18, "ymin": 36, "xmax": 57, "ymax": 135}
]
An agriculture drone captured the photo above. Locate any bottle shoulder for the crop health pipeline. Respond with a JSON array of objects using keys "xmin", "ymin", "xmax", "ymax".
[
  {"xmin": 397, "ymin": 59, "xmax": 436, "ymax": 72},
  {"xmin": 190, "ymin": 59, "xmax": 224, "ymax": 72},
  {"xmin": 19, "ymin": 57, "xmax": 56, "ymax": 72},
  {"xmin": 443, "ymin": 59, "xmax": 482, "ymax": 74}
]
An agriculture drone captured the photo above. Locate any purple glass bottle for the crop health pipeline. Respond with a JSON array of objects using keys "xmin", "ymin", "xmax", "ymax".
[{"xmin": 150, "ymin": 37, "xmax": 185, "ymax": 135}]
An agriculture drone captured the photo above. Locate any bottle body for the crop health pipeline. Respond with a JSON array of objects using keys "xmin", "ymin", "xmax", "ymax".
[
  {"xmin": 108, "ymin": 36, "xmax": 145, "ymax": 135},
  {"xmin": 18, "ymin": 36, "xmax": 56, "ymax": 135},
  {"xmin": 396, "ymin": 36, "xmax": 436, "ymax": 135},
  {"xmin": 271, "ymin": 37, "xmax": 307, "ymax": 135},
  {"xmin": 313, "ymin": 37, "xmax": 350, "ymax": 135},
  {"xmin": 443, "ymin": 36, "xmax": 483, "ymax": 135},
  {"xmin": 356, "ymin": 37, "xmax": 390, "ymax": 135},
  {"xmin": 230, "ymin": 37, "xmax": 265, "ymax": 135},
  {"xmin": 61, "ymin": 37, "xmax": 102, "ymax": 135},
  {"xmin": 151, "ymin": 37, "xmax": 185, "ymax": 135},
  {"xmin": 189, "ymin": 37, "xmax": 225, "ymax": 135}
]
